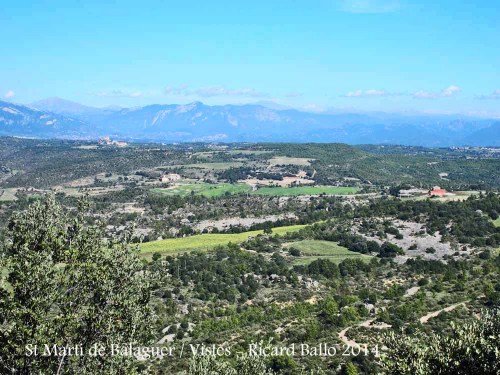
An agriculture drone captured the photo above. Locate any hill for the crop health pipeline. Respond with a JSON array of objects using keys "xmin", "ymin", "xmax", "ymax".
[{"xmin": 1, "ymin": 99, "xmax": 499, "ymax": 146}]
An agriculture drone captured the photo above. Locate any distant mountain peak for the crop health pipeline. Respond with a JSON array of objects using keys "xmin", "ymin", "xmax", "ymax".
[{"xmin": 30, "ymin": 97, "xmax": 98, "ymax": 116}]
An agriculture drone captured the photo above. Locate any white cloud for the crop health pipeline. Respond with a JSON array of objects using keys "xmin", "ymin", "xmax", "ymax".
[
  {"xmin": 441, "ymin": 85, "xmax": 461, "ymax": 97},
  {"xmin": 4, "ymin": 90, "xmax": 15, "ymax": 99},
  {"xmin": 339, "ymin": 0, "xmax": 400, "ymax": 14},
  {"xmin": 476, "ymin": 89, "xmax": 500, "ymax": 100},
  {"xmin": 341, "ymin": 89, "xmax": 400, "ymax": 97},
  {"xmin": 413, "ymin": 85, "xmax": 461, "ymax": 99},
  {"xmin": 94, "ymin": 90, "xmax": 143, "ymax": 98},
  {"xmin": 164, "ymin": 85, "xmax": 268, "ymax": 98},
  {"xmin": 285, "ymin": 92, "xmax": 303, "ymax": 98}
]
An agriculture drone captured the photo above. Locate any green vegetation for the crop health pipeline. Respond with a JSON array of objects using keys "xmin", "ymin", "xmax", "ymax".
[
  {"xmin": 0, "ymin": 196, "xmax": 153, "ymax": 374},
  {"xmin": 493, "ymin": 217, "xmax": 500, "ymax": 227},
  {"xmin": 289, "ymin": 240, "xmax": 373, "ymax": 265},
  {"xmin": 182, "ymin": 162, "xmax": 244, "ymax": 170},
  {"xmin": 253, "ymin": 186, "xmax": 360, "ymax": 196},
  {"xmin": 0, "ymin": 188, "xmax": 17, "ymax": 201},
  {"xmin": 140, "ymin": 224, "xmax": 306, "ymax": 254},
  {"xmin": 152, "ymin": 182, "xmax": 251, "ymax": 197},
  {"xmin": 1, "ymin": 138, "xmax": 500, "ymax": 374},
  {"xmin": 154, "ymin": 183, "xmax": 360, "ymax": 198},
  {"xmin": 381, "ymin": 308, "xmax": 500, "ymax": 374}
]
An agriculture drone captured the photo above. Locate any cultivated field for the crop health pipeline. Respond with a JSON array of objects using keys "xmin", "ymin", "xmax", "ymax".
[
  {"xmin": 140, "ymin": 224, "xmax": 307, "ymax": 255},
  {"xmin": 289, "ymin": 240, "xmax": 373, "ymax": 265},
  {"xmin": 253, "ymin": 186, "xmax": 360, "ymax": 196},
  {"xmin": 0, "ymin": 188, "xmax": 18, "ymax": 201},
  {"xmin": 153, "ymin": 182, "xmax": 359, "ymax": 197},
  {"xmin": 152, "ymin": 182, "xmax": 251, "ymax": 197},
  {"xmin": 269, "ymin": 156, "xmax": 312, "ymax": 166}
]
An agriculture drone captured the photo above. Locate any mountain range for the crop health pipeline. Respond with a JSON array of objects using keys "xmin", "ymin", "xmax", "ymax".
[{"xmin": 0, "ymin": 97, "xmax": 498, "ymax": 146}]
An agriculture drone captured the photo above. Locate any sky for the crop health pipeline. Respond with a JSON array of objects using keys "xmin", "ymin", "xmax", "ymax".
[{"xmin": 1, "ymin": 0, "xmax": 500, "ymax": 116}]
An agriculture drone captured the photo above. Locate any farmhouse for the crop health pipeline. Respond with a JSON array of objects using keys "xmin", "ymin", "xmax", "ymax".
[
  {"xmin": 160, "ymin": 173, "xmax": 181, "ymax": 183},
  {"xmin": 399, "ymin": 188, "xmax": 428, "ymax": 198},
  {"xmin": 98, "ymin": 137, "xmax": 128, "ymax": 147},
  {"xmin": 428, "ymin": 186, "xmax": 447, "ymax": 197}
]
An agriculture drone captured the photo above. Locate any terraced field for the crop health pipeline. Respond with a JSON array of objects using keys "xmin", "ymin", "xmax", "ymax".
[
  {"xmin": 140, "ymin": 224, "xmax": 306, "ymax": 255},
  {"xmin": 289, "ymin": 240, "xmax": 373, "ymax": 265}
]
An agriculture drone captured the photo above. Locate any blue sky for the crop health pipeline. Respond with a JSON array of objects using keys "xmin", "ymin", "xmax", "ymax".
[{"xmin": 1, "ymin": 0, "xmax": 500, "ymax": 115}]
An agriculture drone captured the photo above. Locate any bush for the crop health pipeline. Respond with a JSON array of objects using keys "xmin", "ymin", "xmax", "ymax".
[
  {"xmin": 417, "ymin": 278, "xmax": 429, "ymax": 286},
  {"xmin": 381, "ymin": 309, "xmax": 500, "ymax": 374},
  {"xmin": 288, "ymin": 247, "xmax": 301, "ymax": 257}
]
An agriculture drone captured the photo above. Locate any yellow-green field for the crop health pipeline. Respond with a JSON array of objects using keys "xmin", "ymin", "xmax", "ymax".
[
  {"xmin": 152, "ymin": 182, "xmax": 252, "ymax": 197},
  {"xmin": 253, "ymin": 186, "xmax": 360, "ymax": 196},
  {"xmin": 153, "ymin": 182, "xmax": 360, "ymax": 198},
  {"xmin": 289, "ymin": 240, "xmax": 373, "ymax": 265},
  {"xmin": 140, "ymin": 224, "xmax": 307, "ymax": 255}
]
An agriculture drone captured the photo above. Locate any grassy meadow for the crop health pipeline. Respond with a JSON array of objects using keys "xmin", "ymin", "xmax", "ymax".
[
  {"xmin": 289, "ymin": 240, "xmax": 373, "ymax": 265},
  {"xmin": 140, "ymin": 224, "xmax": 307, "ymax": 255},
  {"xmin": 152, "ymin": 182, "xmax": 251, "ymax": 197},
  {"xmin": 153, "ymin": 182, "xmax": 359, "ymax": 198}
]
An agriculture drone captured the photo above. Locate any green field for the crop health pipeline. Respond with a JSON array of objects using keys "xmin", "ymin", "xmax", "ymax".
[
  {"xmin": 141, "ymin": 224, "xmax": 307, "ymax": 255},
  {"xmin": 152, "ymin": 182, "xmax": 252, "ymax": 197},
  {"xmin": 153, "ymin": 183, "xmax": 360, "ymax": 198},
  {"xmin": 252, "ymin": 186, "xmax": 360, "ymax": 196},
  {"xmin": 288, "ymin": 240, "xmax": 373, "ymax": 265},
  {"xmin": 0, "ymin": 188, "xmax": 18, "ymax": 201}
]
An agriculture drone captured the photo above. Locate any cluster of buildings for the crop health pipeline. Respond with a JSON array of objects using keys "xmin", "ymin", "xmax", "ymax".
[
  {"xmin": 98, "ymin": 137, "xmax": 128, "ymax": 147},
  {"xmin": 159, "ymin": 173, "xmax": 181, "ymax": 183},
  {"xmin": 398, "ymin": 186, "xmax": 450, "ymax": 198}
]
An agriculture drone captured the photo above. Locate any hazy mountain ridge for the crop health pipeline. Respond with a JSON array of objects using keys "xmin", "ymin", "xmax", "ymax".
[
  {"xmin": 1, "ymin": 98, "xmax": 498, "ymax": 146},
  {"xmin": 0, "ymin": 100, "xmax": 92, "ymax": 138}
]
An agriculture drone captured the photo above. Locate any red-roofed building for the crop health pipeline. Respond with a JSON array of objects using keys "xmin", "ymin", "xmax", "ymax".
[{"xmin": 428, "ymin": 186, "xmax": 447, "ymax": 197}]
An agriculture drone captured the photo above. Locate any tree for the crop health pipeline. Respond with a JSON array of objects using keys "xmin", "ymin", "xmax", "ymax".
[
  {"xmin": 380, "ymin": 309, "xmax": 500, "ymax": 374},
  {"xmin": 0, "ymin": 195, "xmax": 154, "ymax": 374},
  {"xmin": 341, "ymin": 362, "xmax": 359, "ymax": 375},
  {"xmin": 189, "ymin": 354, "xmax": 275, "ymax": 375},
  {"xmin": 319, "ymin": 298, "xmax": 339, "ymax": 325}
]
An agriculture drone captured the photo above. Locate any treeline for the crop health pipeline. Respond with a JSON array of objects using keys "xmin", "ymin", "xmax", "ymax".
[{"xmin": 151, "ymin": 245, "xmax": 295, "ymax": 303}]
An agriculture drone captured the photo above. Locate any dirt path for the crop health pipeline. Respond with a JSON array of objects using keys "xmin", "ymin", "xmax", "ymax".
[
  {"xmin": 419, "ymin": 301, "xmax": 467, "ymax": 323},
  {"xmin": 338, "ymin": 319, "xmax": 392, "ymax": 347},
  {"xmin": 338, "ymin": 300, "xmax": 468, "ymax": 347}
]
